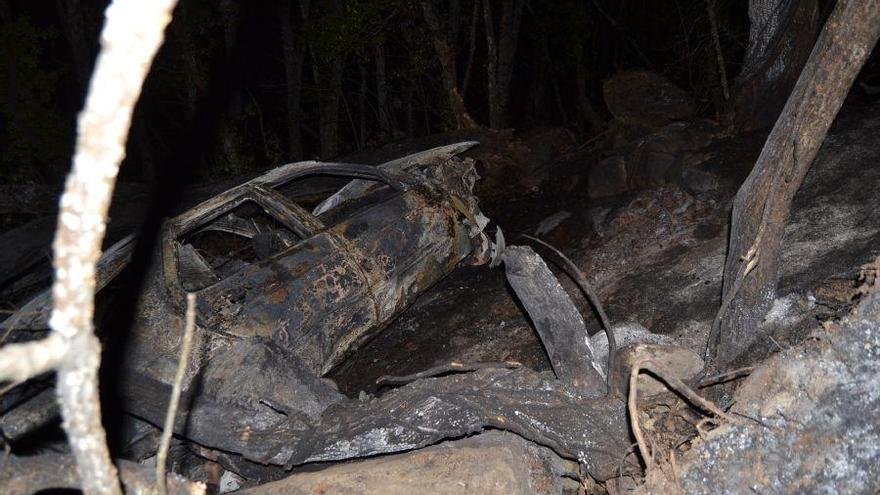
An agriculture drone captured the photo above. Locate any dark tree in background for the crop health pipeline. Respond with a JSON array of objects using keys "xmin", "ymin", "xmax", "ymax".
[
  {"xmin": 279, "ymin": 0, "xmax": 308, "ymax": 158},
  {"xmin": 420, "ymin": 0, "xmax": 477, "ymax": 129},
  {"xmin": 482, "ymin": 0, "xmax": 524, "ymax": 129}
]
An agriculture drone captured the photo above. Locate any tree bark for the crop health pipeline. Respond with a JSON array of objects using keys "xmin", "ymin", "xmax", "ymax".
[
  {"xmin": 708, "ymin": 0, "xmax": 880, "ymax": 369},
  {"xmin": 279, "ymin": 0, "xmax": 307, "ymax": 159},
  {"xmin": 732, "ymin": 0, "xmax": 819, "ymax": 131},
  {"xmin": 420, "ymin": 0, "xmax": 477, "ymax": 130},
  {"xmin": 483, "ymin": 0, "xmax": 524, "ymax": 129}
]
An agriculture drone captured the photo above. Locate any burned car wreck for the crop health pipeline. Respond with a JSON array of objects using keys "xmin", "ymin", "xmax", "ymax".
[
  {"xmin": 2, "ymin": 145, "xmax": 486, "ymax": 443},
  {"xmin": 2, "ymin": 143, "xmax": 641, "ymax": 488}
]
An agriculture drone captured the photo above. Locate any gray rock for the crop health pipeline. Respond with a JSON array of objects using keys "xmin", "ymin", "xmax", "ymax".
[
  {"xmin": 240, "ymin": 431, "xmax": 573, "ymax": 495},
  {"xmin": 639, "ymin": 287, "xmax": 880, "ymax": 494},
  {"xmin": 603, "ymin": 71, "xmax": 696, "ymax": 130}
]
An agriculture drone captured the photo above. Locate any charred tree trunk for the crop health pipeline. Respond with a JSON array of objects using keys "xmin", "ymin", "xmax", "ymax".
[
  {"xmin": 212, "ymin": 0, "xmax": 250, "ymax": 172},
  {"xmin": 306, "ymin": 0, "xmax": 344, "ymax": 158},
  {"xmin": 461, "ymin": 0, "xmax": 480, "ymax": 98},
  {"xmin": 708, "ymin": 0, "xmax": 880, "ymax": 369},
  {"xmin": 375, "ymin": 45, "xmax": 392, "ymax": 138},
  {"xmin": 279, "ymin": 0, "xmax": 308, "ymax": 159},
  {"xmin": 526, "ymin": 34, "xmax": 547, "ymax": 127},
  {"xmin": 312, "ymin": 58, "xmax": 343, "ymax": 158},
  {"xmin": 732, "ymin": 0, "xmax": 819, "ymax": 131},
  {"xmin": 483, "ymin": 0, "xmax": 525, "ymax": 129},
  {"xmin": 706, "ymin": 0, "xmax": 730, "ymax": 102},
  {"xmin": 420, "ymin": 0, "xmax": 478, "ymax": 129}
]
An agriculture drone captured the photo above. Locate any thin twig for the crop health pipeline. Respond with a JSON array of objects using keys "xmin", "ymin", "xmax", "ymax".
[
  {"xmin": 38, "ymin": 1, "xmax": 179, "ymax": 493},
  {"xmin": 0, "ymin": 334, "xmax": 68, "ymax": 383},
  {"xmin": 376, "ymin": 360, "xmax": 521, "ymax": 387},
  {"xmin": 0, "ymin": 1, "xmax": 175, "ymax": 489},
  {"xmin": 639, "ymin": 359, "xmax": 740, "ymax": 423},
  {"xmin": 156, "ymin": 293, "xmax": 198, "ymax": 495},
  {"xmin": 696, "ymin": 366, "xmax": 754, "ymax": 388},
  {"xmin": 641, "ymin": 366, "xmax": 755, "ymax": 407}
]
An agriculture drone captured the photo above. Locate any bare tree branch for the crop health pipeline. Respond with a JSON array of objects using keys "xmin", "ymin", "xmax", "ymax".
[{"xmin": 0, "ymin": 1, "xmax": 179, "ymax": 493}]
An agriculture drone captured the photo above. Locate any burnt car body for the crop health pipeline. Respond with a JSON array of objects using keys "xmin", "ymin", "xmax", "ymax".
[
  {"xmin": 131, "ymin": 155, "xmax": 488, "ymax": 380},
  {"xmin": 2, "ymin": 144, "xmax": 490, "ymax": 458}
]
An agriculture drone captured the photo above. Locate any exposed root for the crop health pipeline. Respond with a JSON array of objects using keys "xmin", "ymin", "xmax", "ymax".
[
  {"xmin": 627, "ymin": 357, "xmax": 745, "ymax": 475},
  {"xmin": 628, "ymin": 364, "xmax": 654, "ymax": 472}
]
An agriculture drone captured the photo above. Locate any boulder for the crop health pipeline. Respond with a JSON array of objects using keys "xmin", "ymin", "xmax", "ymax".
[
  {"xmin": 240, "ymin": 431, "xmax": 574, "ymax": 495},
  {"xmin": 603, "ymin": 71, "xmax": 696, "ymax": 130},
  {"xmin": 588, "ymin": 121, "xmax": 720, "ymax": 199}
]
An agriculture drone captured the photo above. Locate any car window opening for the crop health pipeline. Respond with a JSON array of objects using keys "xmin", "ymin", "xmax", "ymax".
[
  {"xmin": 273, "ymin": 175, "xmax": 396, "ymax": 223},
  {"xmin": 177, "ymin": 200, "xmax": 301, "ymax": 292}
]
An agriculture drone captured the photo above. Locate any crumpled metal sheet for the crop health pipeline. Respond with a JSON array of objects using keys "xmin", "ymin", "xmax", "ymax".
[
  {"xmin": 294, "ymin": 367, "xmax": 631, "ymax": 481},
  {"xmin": 502, "ymin": 245, "xmax": 607, "ymax": 391},
  {"xmin": 122, "ymin": 363, "xmax": 631, "ymax": 481}
]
